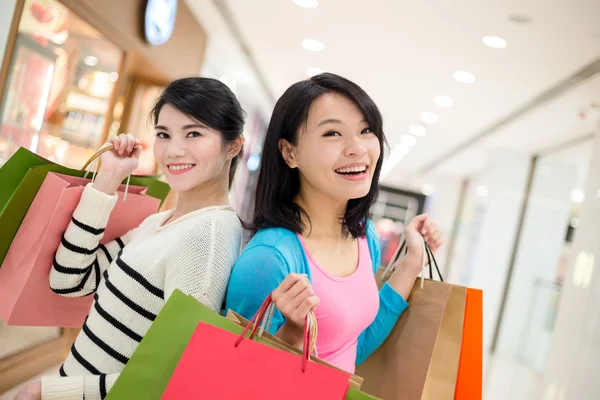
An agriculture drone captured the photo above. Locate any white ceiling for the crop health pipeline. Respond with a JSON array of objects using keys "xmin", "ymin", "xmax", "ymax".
[{"xmin": 218, "ymin": 0, "xmax": 600, "ymax": 189}]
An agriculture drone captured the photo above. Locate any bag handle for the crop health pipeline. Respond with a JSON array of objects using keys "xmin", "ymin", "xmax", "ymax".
[
  {"xmin": 81, "ymin": 143, "xmax": 114, "ymax": 171},
  {"xmin": 381, "ymin": 234, "xmax": 444, "ymax": 286},
  {"xmin": 81, "ymin": 143, "xmax": 132, "ymax": 201},
  {"xmin": 234, "ymin": 294, "xmax": 317, "ymax": 372}
]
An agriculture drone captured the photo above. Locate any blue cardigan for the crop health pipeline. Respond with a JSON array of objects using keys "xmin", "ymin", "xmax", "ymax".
[{"xmin": 225, "ymin": 220, "xmax": 408, "ymax": 366}]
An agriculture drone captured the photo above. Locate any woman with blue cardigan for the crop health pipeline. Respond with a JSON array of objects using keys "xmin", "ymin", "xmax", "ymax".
[{"xmin": 226, "ymin": 73, "xmax": 442, "ymax": 373}]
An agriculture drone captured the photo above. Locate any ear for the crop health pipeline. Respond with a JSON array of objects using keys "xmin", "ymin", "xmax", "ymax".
[
  {"xmin": 227, "ymin": 136, "xmax": 244, "ymax": 160},
  {"xmin": 278, "ymin": 139, "xmax": 297, "ymax": 168}
]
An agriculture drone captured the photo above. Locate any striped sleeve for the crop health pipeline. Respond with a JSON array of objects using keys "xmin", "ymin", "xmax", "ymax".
[
  {"xmin": 49, "ymin": 184, "xmax": 137, "ymax": 297},
  {"xmin": 41, "ymin": 372, "xmax": 119, "ymax": 400}
]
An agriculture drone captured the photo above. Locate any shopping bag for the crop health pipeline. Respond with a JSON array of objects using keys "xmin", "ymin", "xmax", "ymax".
[
  {"xmin": 356, "ymin": 242, "xmax": 472, "ymax": 400},
  {"xmin": 454, "ymin": 288, "xmax": 483, "ymax": 400},
  {"xmin": 0, "ymin": 146, "xmax": 170, "ymax": 266},
  {"xmin": 162, "ymin": 294, "xmax": 351, "ymax": 399},
  {"xmin": 0, "ymin": 172, "xmax": 160, "ymax": 327},
  {"xmin": 107, "ymin": 290, "xmax": 379, "ymax": 400},
  {"xmin": 225, "ymin": 310, "xmax": 364, "ymax": 390}
]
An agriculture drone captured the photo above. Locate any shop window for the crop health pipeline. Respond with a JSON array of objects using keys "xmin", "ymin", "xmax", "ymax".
[{"xmin": 0, "ymin": 0, "xmax": 123, "ymax": 168}]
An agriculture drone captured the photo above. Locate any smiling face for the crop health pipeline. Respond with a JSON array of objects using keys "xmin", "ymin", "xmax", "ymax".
[
  {"xmin": 280, "ymin": 93, "xmax": 382, "ymax": 202},
  {"xmin": 153, "ymin": 104, "xmax": 231, "ymax": 193}
]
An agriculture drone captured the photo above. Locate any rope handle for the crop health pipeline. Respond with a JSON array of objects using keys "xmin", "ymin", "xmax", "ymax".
[
  {"xmin": 81, "ymin": 143, "xmax": 133, "ymax": 201},
  {"xmin": 380, "ymin": 234, "xmax": 444, "ymax": 286},
  {"xmin": 234, "ymin": 294, "xmax": 318, "ymax": 372}
]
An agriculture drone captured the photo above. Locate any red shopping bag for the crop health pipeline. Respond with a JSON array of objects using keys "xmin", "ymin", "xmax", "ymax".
[
  {"xmin": 0, "ymin": 172, "xmax": 160, "ymax": 327},
  {"xmin": 162, "ymin": 295, "xmax": 351, "ymax": 399},
  {"xmin": 454, "ymin": 288, "xmax": 483, "ymax": 400}
]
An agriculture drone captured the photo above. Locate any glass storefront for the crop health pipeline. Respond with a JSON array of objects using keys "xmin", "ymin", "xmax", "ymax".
[{"xmin": 0, "ymin": 0, "xmax": 122, "ymax": 168}]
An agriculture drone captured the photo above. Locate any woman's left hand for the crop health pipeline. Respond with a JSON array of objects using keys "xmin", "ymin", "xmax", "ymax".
[
  {"xmin": 404, "ymin": 213, "xmax": 443, "ymax": 264},
  {"xmin": 387, "ymin": 214, "xmax": 443, "ymax": 299},
  {"xmin": 13, "ymin": 381, "xmax": 41, "ymax": 400}
]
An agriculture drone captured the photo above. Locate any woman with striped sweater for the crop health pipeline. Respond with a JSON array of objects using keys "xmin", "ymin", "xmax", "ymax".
[{"xmin": 14, "ymin": 77, "xmax": 245, "ymax": 400}]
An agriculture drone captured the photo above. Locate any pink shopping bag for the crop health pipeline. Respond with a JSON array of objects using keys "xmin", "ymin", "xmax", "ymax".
[{"xmin": 0, "ymin": 172, "xmax": 160, "ymax": 327}]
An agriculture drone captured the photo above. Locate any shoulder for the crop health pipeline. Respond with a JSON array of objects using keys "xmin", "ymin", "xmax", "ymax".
[
  {"xmin": 365, "ymin": 219, "xmax": 381, "ymax": 271},
  {"xmin": 234, "ymin": 227, "xmax": 304, "ymax": 274},
  {"xmin": 170, "ymin": 208, "xmax": 242, "ymax": 255}
]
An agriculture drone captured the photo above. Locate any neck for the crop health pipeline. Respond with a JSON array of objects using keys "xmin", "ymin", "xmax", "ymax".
[
  {"xmin": 172, "ymin": 178, "xmax": 230, "ymax": 219},
  {"xmin": 295, "ymin": 185, "xmax": 347, "ymax": 240}
]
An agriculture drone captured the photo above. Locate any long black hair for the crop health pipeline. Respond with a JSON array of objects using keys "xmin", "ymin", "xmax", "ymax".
[
  {"xmin": 151, "ymin": 77, "xmax": 245, "ymax": 189},
  {"xmin": 251, "ymin": 73, "xmax": 386, "ymax": 238}
]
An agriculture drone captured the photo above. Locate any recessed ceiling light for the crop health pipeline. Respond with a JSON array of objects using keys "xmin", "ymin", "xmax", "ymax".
[
  {"xmin": 306, "ymin": 67, "xmax": 325, "ymax": 77},
  {"xmin": 301, "ymin": 39, "xmax": 324, "ymax": 51},
  {"xmin": 401, "ymin": 134, "xmax": 417, "ymax": 147},
  {"xmin": 396, "ymin": 143, "xmax": 410, "ymax": 156},
  {"xmin": 421, "ymin": 184, "xmax": 435, "ymax": 196},
  {"xmin": 434, "ymin": 95, "xmax": 454, "ymax": 107},
  {"xmin": 453, "ymin": 71, "xmax": 475, "ymax": 84},
  {"xmin": 293, "ymin": 0, "xmax": 319, "ymax": 8},
  {"xmin": 84, "ymin": 56, "xmax": 98, "ymax": 67},
  {"xmin": 483, "ymin": 36, "xmax": 507, "ymax": 49},
  {"xmin": 409, "ymin": 124, "xmax": 426, "ymax": 137},
  {"xmin": 476, "ymin": 185, "xmax": 489, "ymax": 197},
  {"xmin": 420, "ymin": 112, "xmax": 438, "ymax": 124},
  {"xmin": 571, "ymin": 189, "xmax": 585, "ymax": 203}
]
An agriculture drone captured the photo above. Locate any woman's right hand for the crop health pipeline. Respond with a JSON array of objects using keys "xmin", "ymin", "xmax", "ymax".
[
  {"xmin": 93, "ymin": 133, "xmax": 141, "ymax": 195},
  {"xmin": 272, "ymin": 273, "xmax": 320, "ymax": 347}
]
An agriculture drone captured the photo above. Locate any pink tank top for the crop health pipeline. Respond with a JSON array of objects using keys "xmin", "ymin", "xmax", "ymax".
[{"xmin": 297, "ymin": 234, "xmax": 380, "ymax": 373}]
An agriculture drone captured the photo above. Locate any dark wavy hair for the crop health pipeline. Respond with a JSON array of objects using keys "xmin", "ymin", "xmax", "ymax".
[
  {"xmin": 251, "ymin": 73, "xmax": 386, "ymax": 238},
  {"xmin": 151, "ymin": 77, "xmax": 245, "ymax": 189}
]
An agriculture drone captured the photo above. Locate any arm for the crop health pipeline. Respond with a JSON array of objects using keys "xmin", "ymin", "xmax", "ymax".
[
  {"xmin": 50, "ymin": 133, "xmax": 143, "ymax": 297},
  {"xmin": 49, "ymin": 184, "xmax": 140, "ymax": 297},
  {"xmin": 356, "ymin": 215, "xmax": 443, "ymax": 365},
  {"xmin": 163, "ymin": 215, "xmax": 241, "ymax": 311},
  {"xmin": 225, "ymin": 245, "xmax": 291, "ymax": 333},
  {"xmin": 40, "ymin": 372, "xmax": 119, "ymax": 400}
]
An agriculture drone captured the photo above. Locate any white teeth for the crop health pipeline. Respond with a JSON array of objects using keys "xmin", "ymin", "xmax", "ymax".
[
  {"xmin": 168, "ymin": 164, "xmax": 194, "ymax": 171},
  {"xmin": 336, "ymin": 166, "xmax": 367, "ymax": 173}
]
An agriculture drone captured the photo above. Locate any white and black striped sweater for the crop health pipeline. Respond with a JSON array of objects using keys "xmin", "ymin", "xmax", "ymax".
[{"xmin": 41, "ymin": 184, "xmax": 242, "ymax": 400}]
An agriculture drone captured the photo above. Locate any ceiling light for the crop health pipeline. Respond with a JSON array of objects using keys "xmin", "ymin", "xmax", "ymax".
[
  {"xmin": 306, "ymin": 67, "xmax": 324, "ymax": 77},
  {"xmin": 453, "ymin": 70, "xmax": 475, "ymax": 84},
  {"xmin": 420, "ymin": 112, "xmax": 438, "ymax": 124},
  {"xmin": 409, "ymin": 124, "xmax": 426, "ymax": 137},
  {"xmin": 434, "ymin": 95, "xmax": 454, "ymax": 107},
  {"xmin": 400, "ymin": 134, "xmax": 417, "ymax": 147},
  {"xmin": 571, "ymin": 189, "xmax": 585, "ymax": 203},
  {"xmin": 476, "ymin": 185, "xmax": 489, "ymax": 197},
  {"xmin": 395, "ymin": 143, "xmax": 410, "ymax": 156},
  {"xmin": 421, "ymin": 184, "xmax": 435, "ymax": 196},
  {"xmin": 570, "ymin": 218, "xmax": 579, "ymax": 228},
  {"xmin": 293, "ymin": 0, "xmax": 319, "ymax": 8},
  {"xmin": 301, "ymin": 39, "xmax": 324, "ymax": 51},
  {"xmin": 84, "ymin": 56, "xmax": 98, "ymax": 67},
  {"xmin": 483, "ymin": 36, "xmax": 507, "ymax": 49}
]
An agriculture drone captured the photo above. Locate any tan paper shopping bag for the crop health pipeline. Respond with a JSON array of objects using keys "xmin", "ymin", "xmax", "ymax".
[
  {"xmin": 422, "ymin": 285, "xmax": 467, "ymax": 400},
  {"xmin": 356, "ymin": 279, "xmax": 453, "ymax": 399}
]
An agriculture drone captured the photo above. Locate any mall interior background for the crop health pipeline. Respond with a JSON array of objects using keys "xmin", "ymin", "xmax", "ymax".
[{"xmin": 1, "ymin": 0, "xmax": 600, "ymax": 399}]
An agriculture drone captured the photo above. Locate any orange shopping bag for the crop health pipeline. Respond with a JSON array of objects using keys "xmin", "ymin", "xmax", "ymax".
[{"xmin": 454, "ymin": 288, "xmax": 483, "ymax": 400}]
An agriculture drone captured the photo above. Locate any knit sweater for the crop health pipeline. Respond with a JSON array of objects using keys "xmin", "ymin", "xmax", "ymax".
[{"xmin": 41, "ymin": 184, "xmax": 242, "ymax": 400}]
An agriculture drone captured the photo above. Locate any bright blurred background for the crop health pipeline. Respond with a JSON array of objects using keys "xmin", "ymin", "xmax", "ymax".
[{"xmin": 1, "ymin": 0, "xmax": 600, "ymax": 398}]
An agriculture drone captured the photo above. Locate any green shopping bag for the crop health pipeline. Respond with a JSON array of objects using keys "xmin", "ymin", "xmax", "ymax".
[
  {"xmin": 107, "ymin": 290, "xmax": 379, "ymax": 400},
  {"xmin": 0, "ymin": 147, "xmax": 170, "ymax": 265}
]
